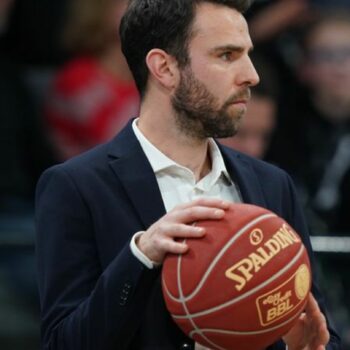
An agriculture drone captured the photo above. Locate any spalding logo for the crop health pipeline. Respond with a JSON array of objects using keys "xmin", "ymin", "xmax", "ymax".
[
  {"xmin": 250, "ymin": 229, "xmax": 264, "ymax": 246},
  {"xmin": 225, "ymin": 224, "xmax": 301, "ymax": 291}
]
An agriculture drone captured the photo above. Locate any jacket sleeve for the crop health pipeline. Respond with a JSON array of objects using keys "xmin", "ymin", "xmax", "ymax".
[{"xmin": 35, "ymin": 165, "xmax": 159, "ymax": 350}]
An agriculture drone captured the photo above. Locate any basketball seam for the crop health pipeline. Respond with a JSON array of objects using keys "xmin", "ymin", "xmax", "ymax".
[{"xmin": 177, "ymin": 246, "xmax": 227, "ymax": 350}]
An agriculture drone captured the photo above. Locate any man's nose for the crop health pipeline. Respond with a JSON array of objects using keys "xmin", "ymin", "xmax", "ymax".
[{"xmin": 238, "ymin": 57, "xmax": 260, "ymax": 87}]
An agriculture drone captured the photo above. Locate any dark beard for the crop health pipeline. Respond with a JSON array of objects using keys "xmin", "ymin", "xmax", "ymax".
[{"xmin": 171, "ymin": 67, "xmax": 250, "ymax": 140}]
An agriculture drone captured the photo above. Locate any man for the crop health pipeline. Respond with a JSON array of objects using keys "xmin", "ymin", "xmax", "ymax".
[{"xmin": 36, "ymin": 0, "xmax": 341, "ymax": 349}]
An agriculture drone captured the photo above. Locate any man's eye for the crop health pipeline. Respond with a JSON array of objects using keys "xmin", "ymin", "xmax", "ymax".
[{"xmin": 220, "ymin": 52, "xmax": 233, "ymax": 61}]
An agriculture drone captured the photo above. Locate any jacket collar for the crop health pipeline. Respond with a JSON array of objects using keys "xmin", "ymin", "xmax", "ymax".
[{"xmin": 219, "ymin": 143, "xmax": 266, "ymax": 207}]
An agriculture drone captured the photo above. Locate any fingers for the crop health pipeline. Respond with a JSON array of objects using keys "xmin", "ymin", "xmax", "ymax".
[
  {"xmin": 170, "ymin": 205, "xmax": 226, "ymax": 223},
  {"xmin": 153, "ymin": 235, "xmax": 189, "ymax": 256},
  {"xmin": 306, "ymin": 293, "xmax": 330, "ymax": 348},
  {"xmin": 282, "ymin": 294, "xmax": 330, "ymax": 350},
  {"xmin": 175, "ymin": 198, "xmax": 231, "ymax": 211},
  {"xmin": 137, "ymin": 232, "xmax": 189, "ymax": 265},
  {"xmin": 169, "ymin": 198, "xmax": 232, "ymax": 224},
  {"xmin": 137, "ymin": 199, "xmax": 233, "ymax": 263},
  {"xmin": 315, "ymin": 314, "xmax": 330, "ymax": 347},
  {"xmin": 138, "ymin": 223, "xmax": 205, "ymax": 263},
  {"xmin": 157, "ymin": 223, "xmax": 206, "ymax": 239},
  {"xmin": 305, "ymin": 293, "xmax": 320, "ymax": 315}
]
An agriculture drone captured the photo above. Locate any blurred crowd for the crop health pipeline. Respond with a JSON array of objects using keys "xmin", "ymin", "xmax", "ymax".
[{"xmin": 1, "ymin": 0, "xmax": 350, "ymax": 348}]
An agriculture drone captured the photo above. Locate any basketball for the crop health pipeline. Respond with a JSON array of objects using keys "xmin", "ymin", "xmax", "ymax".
[{"xmin": 162, "ymin": 203, "xmax": 311, "ymax": 350}]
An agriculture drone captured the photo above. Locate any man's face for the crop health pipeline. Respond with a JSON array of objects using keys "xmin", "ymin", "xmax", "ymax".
[
  {"xmin": 171, "ymin": 3, "xmax": 259, "ymax": 139},
  {"xmin": 172, "ymin": 65, "xmax": 251, "ymax": 139}
]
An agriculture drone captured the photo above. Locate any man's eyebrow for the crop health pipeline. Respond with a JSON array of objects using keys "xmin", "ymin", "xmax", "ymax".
[{"xmin": 210, "ymin": 44, "xmax": 254, "ymax": 54}]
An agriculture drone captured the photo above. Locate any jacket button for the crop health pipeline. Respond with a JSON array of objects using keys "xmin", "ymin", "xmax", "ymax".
[{"xmin": 119, "ymin": 294, "xmax": 128, "ymax": 306}]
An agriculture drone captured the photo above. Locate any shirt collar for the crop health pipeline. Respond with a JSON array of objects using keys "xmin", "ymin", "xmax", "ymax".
[
  {"xmin": 208, "ymin": 138, "xmax": 232, "ymax": 185},
  {"xmin": 132, "ymin": 118, "xmax": 232, "ymax": 183},
  {"xmin": 132, "ymin": 119, "xmax": 176, "ymax": 173}
]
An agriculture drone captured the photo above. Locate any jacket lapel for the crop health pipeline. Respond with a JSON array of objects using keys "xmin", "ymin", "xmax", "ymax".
[
  {"xmin": 107, "ymin": 120, "xmax": 166, "ymax": 230},
  {"xmin": 220, "ymin": 145, "xmax": 267, "ymax": 208}
]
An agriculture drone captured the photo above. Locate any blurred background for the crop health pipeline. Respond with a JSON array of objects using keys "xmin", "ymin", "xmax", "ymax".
[{"xmin": 0, "ymin": 0, "xmax": 349, "ymax": 348}]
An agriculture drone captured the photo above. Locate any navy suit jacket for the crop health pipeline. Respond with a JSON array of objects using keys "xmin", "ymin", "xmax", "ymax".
[{"xmin": 36, "ymin": 120, "xmax": 341, "ymax": 350}]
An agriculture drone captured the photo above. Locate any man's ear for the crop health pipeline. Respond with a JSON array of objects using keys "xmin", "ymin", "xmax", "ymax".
[{"xmin": 146, "ymin": 49, "xmax": 179, "ymax": 91}]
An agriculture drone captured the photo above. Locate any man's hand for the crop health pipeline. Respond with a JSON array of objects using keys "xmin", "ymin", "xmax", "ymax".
[
  {"xmin": 283, "ymin": 293, "xmax": 330, "ymax": 350},
  {"xmin": 137, "ymin": 198, "xmax": 231, "ymax": 264}
]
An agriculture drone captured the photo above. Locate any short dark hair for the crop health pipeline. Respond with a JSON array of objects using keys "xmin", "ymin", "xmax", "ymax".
[{"xmin": 120, "ymin": 0, "xmax": 252, "ymax": 96}]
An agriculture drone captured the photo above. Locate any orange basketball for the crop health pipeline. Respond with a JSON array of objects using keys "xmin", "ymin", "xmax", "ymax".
[{"xmin": 162, "ymin": 203, "xmax": 311, "ymax": 350}]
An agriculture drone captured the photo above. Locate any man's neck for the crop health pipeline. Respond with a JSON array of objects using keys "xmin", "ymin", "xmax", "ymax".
[{"xmin": 137, "ymin": 110, "xmax": 212, "ymax": 182}]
